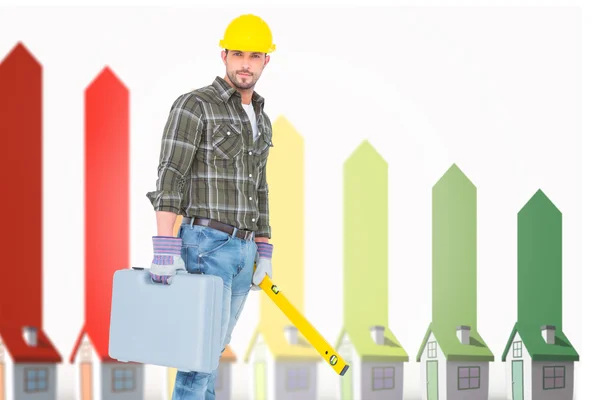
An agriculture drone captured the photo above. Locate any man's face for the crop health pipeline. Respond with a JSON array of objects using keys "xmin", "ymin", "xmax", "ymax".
[{"xmin": 222, "ymin": 50, "xmax": 270, "ymax": 90}]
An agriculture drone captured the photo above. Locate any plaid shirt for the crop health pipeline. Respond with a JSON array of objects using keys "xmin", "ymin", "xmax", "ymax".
[{"xmin": 146, "ymin": 76, "xmax": 273, "ymax": 238}]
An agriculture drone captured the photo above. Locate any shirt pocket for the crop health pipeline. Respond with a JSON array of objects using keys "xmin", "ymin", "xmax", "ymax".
[
  {"xmin": 256, "ymin": 124, "xmax": 274, "ymax": 156},
  {"xmin": 212, "ymin": 123, "xmax": 243, "ymax": 159}
]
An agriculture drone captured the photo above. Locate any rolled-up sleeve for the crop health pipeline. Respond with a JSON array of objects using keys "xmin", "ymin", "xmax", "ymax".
[
  {"xmin": 256, "ymin": 161, "xmax": 271, "ymax": 238},
  {"xmin": 146, "ymin": 94, "xmax": 202, "ymax": 213}
]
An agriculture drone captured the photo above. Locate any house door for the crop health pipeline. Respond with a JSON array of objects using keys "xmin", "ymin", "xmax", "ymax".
[
  {"xmin": 426, "ymin": 361, "xmax": 439, "ymax": 400},
  {"xmin": 0, "ymin": 363, "xmax": 4, "ymax": 400},
  {"xmin": 254, "ymin": 362, "xmax": 266, "ymax": 400},
  {"xmin": 340, "ymin": 362, "xmax": 352, "ymax": 400},
  {"xmin": 512, "ymin": 360, "xmax": 524, "ymax": 400},
  {"xmin": 80, "ymin": 363, "xmax": 92, "ymax": 400}
]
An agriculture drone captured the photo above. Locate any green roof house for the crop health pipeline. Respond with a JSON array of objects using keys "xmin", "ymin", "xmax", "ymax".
[
  {"xmin": 501, "ymin": 190, "xmax": 579, "ymax": 400},
  {"xmin": 416, "ymin": 164, "xmax": 494, "ymax": 400},
  {"xmin": 243, "ymin": 117, "xmax": 321, "ymax": 400},
  {"xmin": 334, "ymin": 141, "xmax": 409, "ymax": 400}
]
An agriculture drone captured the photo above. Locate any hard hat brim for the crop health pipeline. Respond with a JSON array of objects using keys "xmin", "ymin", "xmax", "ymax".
[{"xmin": 219, "ymin": 40, "xmax": 276, "ymax": 53}]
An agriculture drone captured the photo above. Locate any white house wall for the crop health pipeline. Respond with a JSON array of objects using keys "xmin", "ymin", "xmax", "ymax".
[
  {"xmin": 532, "ymin": 361, "xmax": 574, "ymax": 400},
  {"xmin": 13, "ymin": 363, "xmax": 57, "ymax": 400},
  {"xmin": 360, "ymin": 361, "xmax": 404, "ymax": 400},
  {"xmin": 247, "ymin": 334, "xmax": 275, "ymax": 400},
  {"xmin": 504, "ymin": 333, "xmax": 532, "ymax": 400},
  {"xmin": 100, "ymin": 363, "xmax": 144, "ymax": 400},
  {"xmin": 248, "ymin": 333, "xmax": 318, "ymax": 400},
  {"xmin": 215, "ymin": 363, "xmax": 231, "ymax": 400},
  {"xmin": 268, "ymin": 352, "xmax": 277, "ymax": 400},
  {"xmin": 420, "ymin": 332, "xmax": 448, "ymax": 400},
  {"xmin": 72, "ymin": 333, "xmax": 102, "ymax": 400},
  {"xmin": 274, "ymin": 360, "xmax": 317, "ymax": 400},
  {"xmin": 446, "ymin": 361, "xmax": 489, "ymax": 400},
  {"xmin": 72, "ymin": 333, "xmax": 143, "ymax": 400},
  {"xmin": 337, "ymin": 333, "xmax": 361, "ymax": 400},
  {"xmin": 1, "ymin": 349, "xmax": 15, "ymax": 400}
]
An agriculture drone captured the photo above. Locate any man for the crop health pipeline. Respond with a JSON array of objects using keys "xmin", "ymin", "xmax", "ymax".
[{"xmin": 145, "ymin": 14, "xmax": 276, "ymax": 399}]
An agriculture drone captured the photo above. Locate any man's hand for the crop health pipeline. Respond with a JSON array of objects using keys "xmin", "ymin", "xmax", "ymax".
[
  {"xmin": 251, "ymin": 242, "xmax": 273, "ymax": 291},
  {"xmin": 149, "ymin": 236, "xmax": 186, "ymax": 284}
]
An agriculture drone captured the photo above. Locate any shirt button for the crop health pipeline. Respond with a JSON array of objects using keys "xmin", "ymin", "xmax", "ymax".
[
  {"xmin": 249, "ymin": 151, "xmax": 253, "ymax": 155},
  {"xmin": 249, "ymin": 174, "xmax": 252, "ymax": 177},
  {"xmin": 252, "ymin": 218, "xmax": 256, "ymax": 222},
  {"xmin": 227, "ymin": 131, "xmax": 231, "ymax": 135}
]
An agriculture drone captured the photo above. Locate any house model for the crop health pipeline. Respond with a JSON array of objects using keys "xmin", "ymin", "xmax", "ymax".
[
  {"xmin": 416, "ymin": 164, "xmax": 494, "ymax": 400},
  {"xmin": 68, "ymin": 67, "xmax": 144, "ymax": 400},
  {"xmin": 244, "ymin": 116, "xmax": 321, "ymax": 400},
  {"xmin": 334, "ymin": 140, "xmax": 409, "ymax": 400},
  {"xmin": 165, "ymin": 216, "xmax": 238, "ymax": 400},
  {"xmin": 501, "ymin": 190, "xmax": 579, "ymax": 400},
  {"xmin": 0, "ymin": 42, "xmax": 62, "ymax": 400}
]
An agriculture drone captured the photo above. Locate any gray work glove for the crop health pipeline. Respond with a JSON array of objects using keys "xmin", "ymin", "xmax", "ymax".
[
  {"xmin": 149, "ymin": 236, "xmax": 185, "ymax": 284},
  {"xmin": 251, "ymin": 242, "xmax": 273, "ymax": 291}
]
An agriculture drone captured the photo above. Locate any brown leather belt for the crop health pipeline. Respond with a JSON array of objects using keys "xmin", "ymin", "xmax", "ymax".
[{"xmin": 182, "ymin": 217, "xmax": 255, "ymax": 241}]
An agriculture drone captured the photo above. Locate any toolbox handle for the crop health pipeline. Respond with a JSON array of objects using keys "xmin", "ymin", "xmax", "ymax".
[
  {"xmin": 131, "ymin": 267, "xmax": 189, "ymax": 275},
  {"xmin": 131, "ymin": 267, "xmax": 191, "ymax": 285}
]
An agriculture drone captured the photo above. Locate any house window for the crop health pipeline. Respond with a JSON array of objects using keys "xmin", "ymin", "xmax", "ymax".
[
  {"xmin": 112, "ymin": 367, "xmax": 135, "ymax": 392},
  {"xmin": 24, "ymin": 367, "xmax": 49, "ymax": 393},
  {"xmin": 286, "ymin": 367, "xmax": 309, "ymax": 391},
  {"xmin": 513, "ymin": 341, "xmax": 522, "ymax": 358},
  {"xmin": 543, "ymin": 366, "xmax": 565, "ymax": 389},
  {"xmin": 458, "ymin": 367, "xmax": 480, "ymax": 390},
  {"xmin": 372, "ymin": 367, "xmax": 394, "ymax": 390},
  {"xmin": 427, "ymin": 342, "xmax": 437, "ymax": 358}
]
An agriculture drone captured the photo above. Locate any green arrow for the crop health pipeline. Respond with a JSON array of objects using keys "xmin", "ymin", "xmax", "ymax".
[
  {"xmin": 518, "ymin": 189, "xmax": 562, "ymax": 329},
  {"xmin": 432, "ymin": 164, "xmax": 477, "ymax": 330}
]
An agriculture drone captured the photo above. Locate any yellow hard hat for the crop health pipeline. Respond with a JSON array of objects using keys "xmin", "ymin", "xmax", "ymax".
[{"xmin": 219, "ymin": 14, "xmax": 276, "ymax": 53}]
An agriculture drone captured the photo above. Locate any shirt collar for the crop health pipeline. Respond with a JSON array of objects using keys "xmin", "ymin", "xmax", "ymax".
[{"xmin": 212, "ymin": 76, "xmax": 265, "ymax": 109}]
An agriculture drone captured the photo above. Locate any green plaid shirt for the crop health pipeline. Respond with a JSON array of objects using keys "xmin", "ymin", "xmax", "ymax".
[{"xmin": 146, "ymin": 76, "xmax": 273, "ymax": 238}]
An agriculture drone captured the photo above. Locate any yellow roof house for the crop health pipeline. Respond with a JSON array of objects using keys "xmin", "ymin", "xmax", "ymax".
[
  {"xmin": 334, "ymin": 141, "xmax": 409, "ymax": 400},
  {"xmin": 244, "ymin": 116, "xmax": 321, "ymax": 400}
]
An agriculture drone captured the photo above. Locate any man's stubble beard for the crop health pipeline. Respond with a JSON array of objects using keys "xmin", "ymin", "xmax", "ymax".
[{"xmin": 227, "ymin": 69, "xmax": 257, "ymax": 90}]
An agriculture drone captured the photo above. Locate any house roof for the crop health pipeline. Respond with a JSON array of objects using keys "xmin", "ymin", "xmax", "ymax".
[
  {"xmin": 69, "ymin": 324, "xmax": 235, "ymax": 365},
  {"xmin": 244, "ymin": 325, "xmax": 322, "ymax": 363},
  {"xmin": 0, "ymin": 325, "xmax": 62, "ymax": 363},
  {"xmin": 416, "ymin": 322, "xmax": 494, "ymax": 362},
  {"xmin": 221, "ymin": 345, "xmax": 236, "ymax": 362},
  {"xmin": 334, "ymin": 323, "xmax": 408, "ymax": 362},
  {"xmin": 69, "ymin": 325, "xmax": 117, "ymax": 363},
  {"xmin": 501, "ymin": 322, "xmax": 579, "ymax": 362}
]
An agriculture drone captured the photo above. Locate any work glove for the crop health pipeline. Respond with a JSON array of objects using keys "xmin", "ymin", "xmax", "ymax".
[
  {"xmin": 251, "ymin": 242, "xmax": 273, "ymax": 291},
  {"xmin": 149, "ymin": 236, "xmax": 186, "ymax": 285}
]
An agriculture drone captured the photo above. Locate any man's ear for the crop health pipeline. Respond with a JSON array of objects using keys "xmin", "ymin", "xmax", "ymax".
[
  {"xmin": 221, "ymin": 50, "xmax": 228, "ymax": 64},
  {"xmin": 264, "ymin": 54, "xmax": 271, "ymax": 67}
]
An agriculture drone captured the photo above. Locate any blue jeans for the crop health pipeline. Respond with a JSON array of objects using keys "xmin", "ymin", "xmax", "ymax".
[{"xmin": 172, "ymin": 221, "xmax": 256, "ymax": 400}]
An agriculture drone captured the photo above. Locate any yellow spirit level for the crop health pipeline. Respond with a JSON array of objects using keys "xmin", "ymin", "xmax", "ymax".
[{"xmin": 257, "ymin": 274, "xmax": 349, "ymax": 376}]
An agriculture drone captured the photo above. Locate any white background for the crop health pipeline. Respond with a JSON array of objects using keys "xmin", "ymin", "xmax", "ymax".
[{"xmin": 0, "ymin": 1, "xmax": 597, "ymax": 400}]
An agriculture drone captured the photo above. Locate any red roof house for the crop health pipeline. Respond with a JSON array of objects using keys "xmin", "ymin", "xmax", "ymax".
[
  {"xmin": 68, "ymin": 66, "xmax": 143, "ymax": 400},
  {"xmin": 0, "ymin": 42, "xmax": 62, "ymax": 400}
]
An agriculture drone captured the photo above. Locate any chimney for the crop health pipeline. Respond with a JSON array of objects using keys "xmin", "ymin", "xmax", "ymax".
[
  {"xmin": 456, "ymin": 326, "xmax": 470, "ymax": 345},
  {"xmin": 284, "ymin": 326, "xmax": 298, "ymax": 345},
  {"xmin": 370, "ymin": 326, "xmax": 385, "ymax": 345},
  {"xmin": 22, "ymin": 326, "xmax": 38, "ymax": 347},
  {"xmin": 541, "ymin": 325, "xmax": 556, "ymax": 344}
]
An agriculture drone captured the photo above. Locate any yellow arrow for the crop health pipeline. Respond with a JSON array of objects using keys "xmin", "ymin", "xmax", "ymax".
[{"xmin": 255, "ymin": 269, "xmax": 349, "ymax": 376}]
